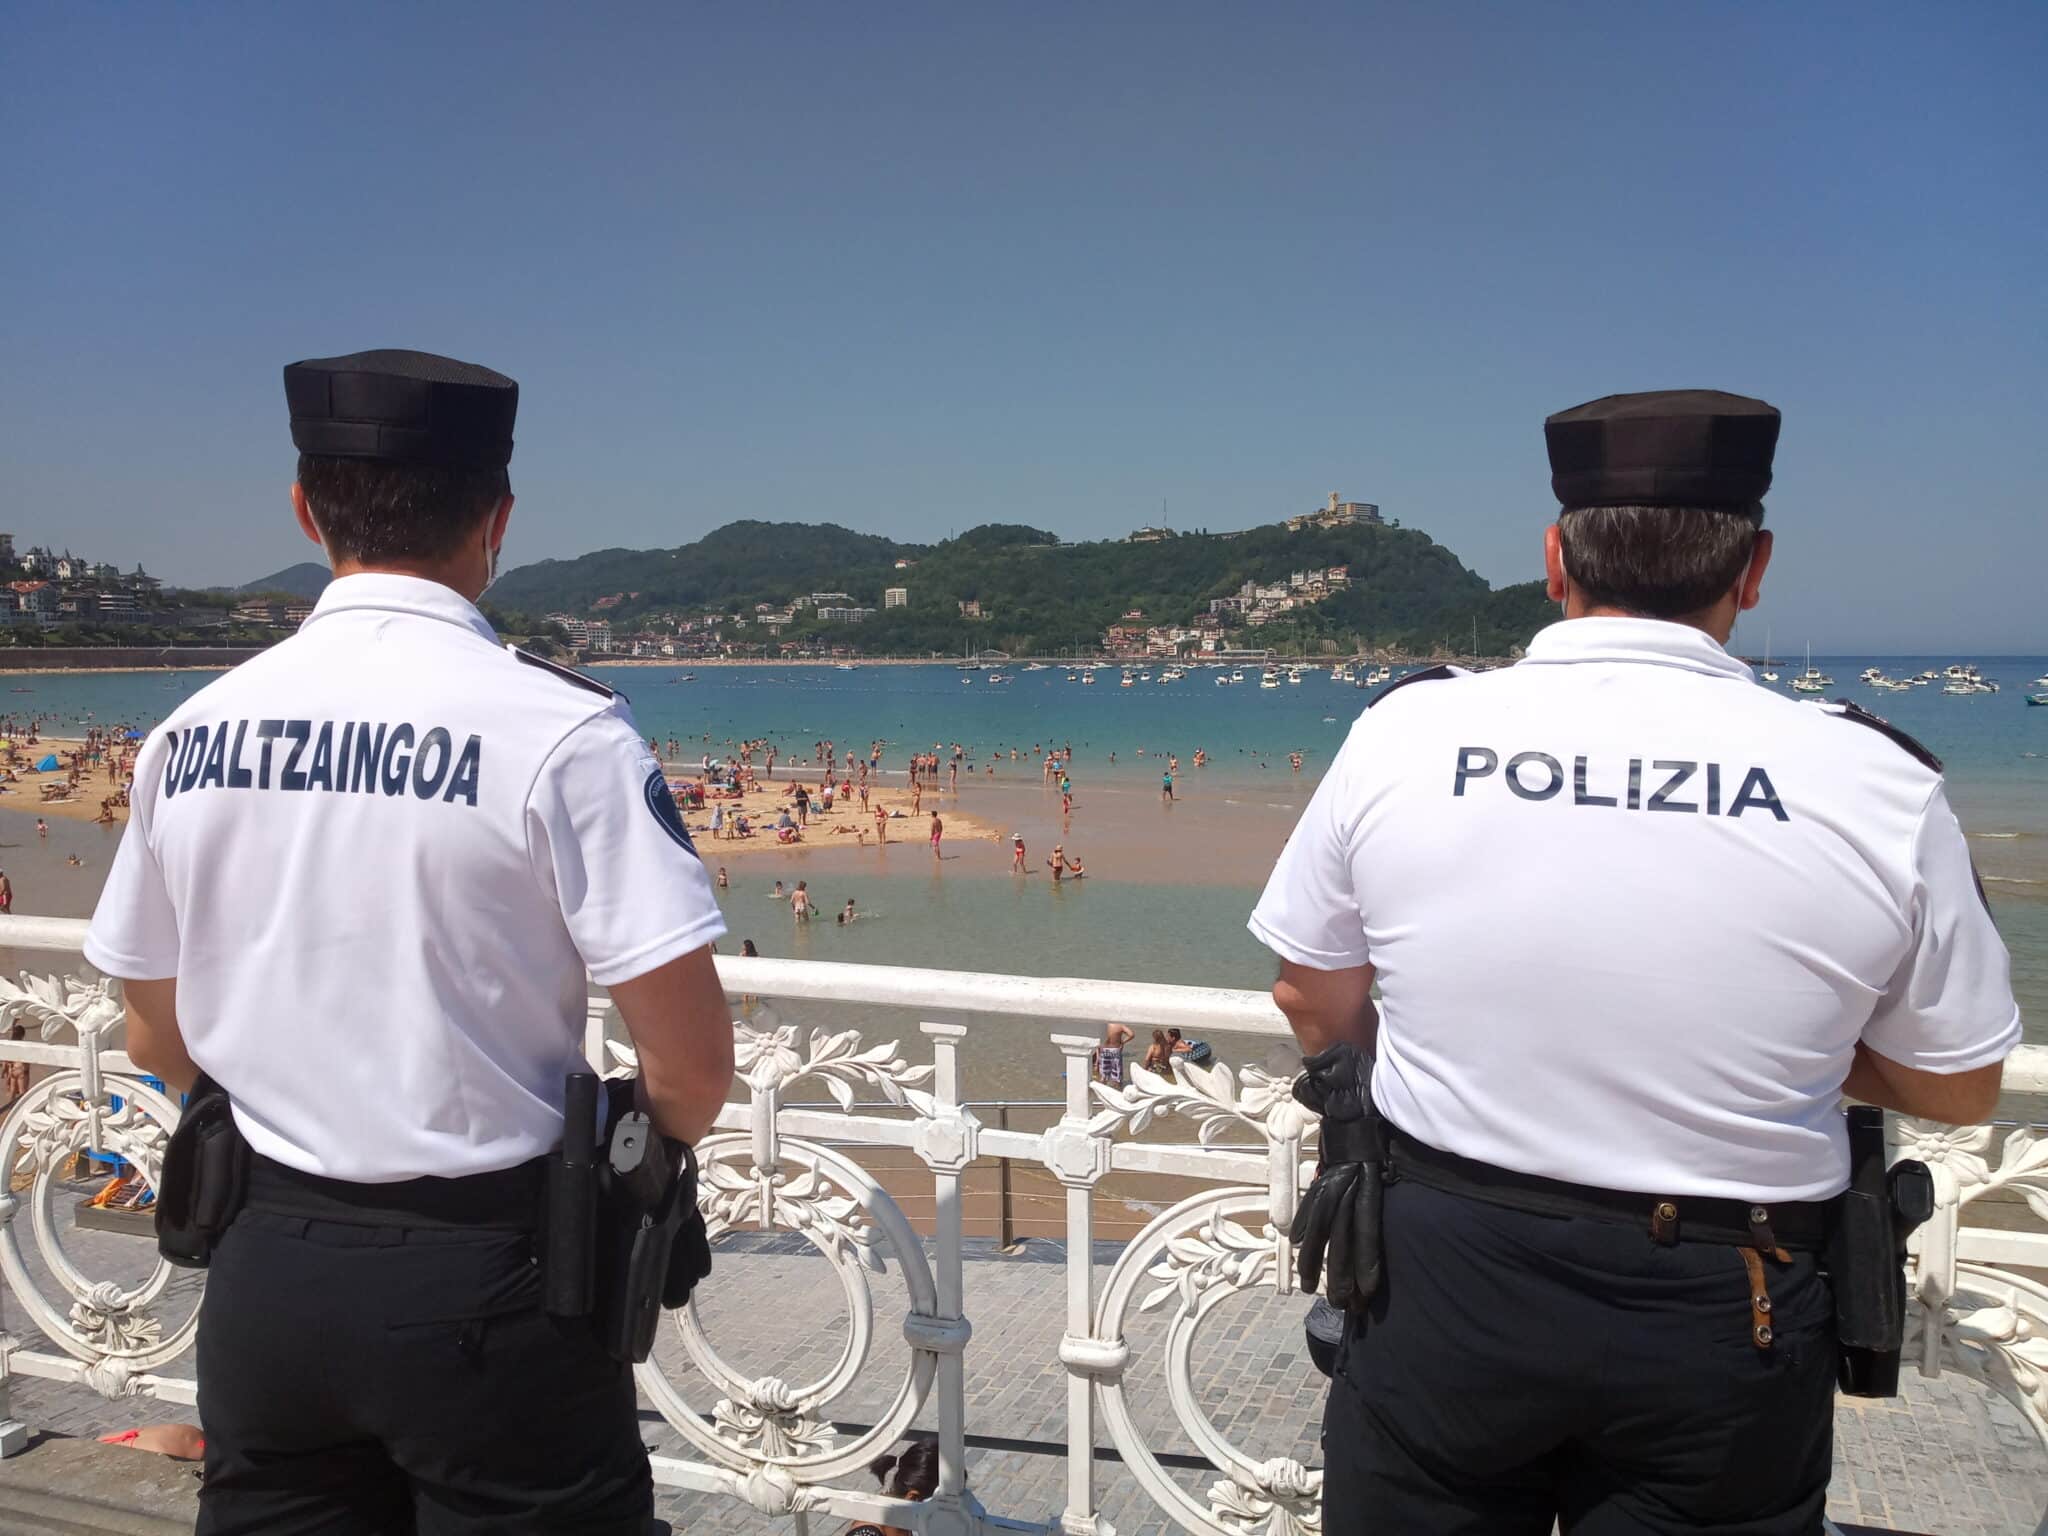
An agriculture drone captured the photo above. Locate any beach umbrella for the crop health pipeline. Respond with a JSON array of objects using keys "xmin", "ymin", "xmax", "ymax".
[
  {"xmin": 124, "ymin": 730, "xmax": 143, "ymax": 741},
  {"xmin": 36, "ymin": 754, "xmax": 60, "ymax": 771}
]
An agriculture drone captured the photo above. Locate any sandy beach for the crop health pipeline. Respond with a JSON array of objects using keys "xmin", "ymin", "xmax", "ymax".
[
  {"xmin": 673, "ymin": 766, "xmax": 1004, "ymax": 863},
  {"xmin": 0, "ymin": 736, "xmax": 133, "ymax": 829}
]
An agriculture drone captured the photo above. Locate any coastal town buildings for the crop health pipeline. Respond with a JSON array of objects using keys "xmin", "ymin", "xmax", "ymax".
[{"xmin": 885, "ymin": 587, "xmax": 908, "ymax": 608}]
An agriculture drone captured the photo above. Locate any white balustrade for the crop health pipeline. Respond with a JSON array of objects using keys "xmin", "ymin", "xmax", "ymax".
[{"xmin": 1, "ymin": 913, "xmax": 2045, "ymax": 1533}]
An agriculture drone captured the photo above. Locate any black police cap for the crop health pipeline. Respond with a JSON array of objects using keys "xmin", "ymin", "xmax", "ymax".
[
  {"xmin": 284, "ymin": 349, "xmax": 517, "ymax": 470},
  {"xmin": 1545, "ymin": 389, "xmax": 1779, "ymax": 510}
]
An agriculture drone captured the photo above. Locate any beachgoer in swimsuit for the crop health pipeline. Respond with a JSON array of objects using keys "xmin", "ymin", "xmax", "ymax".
[{"xmin": 1092, "ymin": 1022, "xmax": 1133, "ymax": 1087}]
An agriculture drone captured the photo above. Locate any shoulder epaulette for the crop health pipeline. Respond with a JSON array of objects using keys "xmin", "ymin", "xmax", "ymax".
[
  {"xmin": 1367, "ymin": 664, "xmax": 1460, "ymax": 709},
  {"xmin": 1827, "ymin": 699, "xmax": 1941, "ymax": 773},
  {"xmin": 508, "ymin": 644, "xmax": 618, "ymax": 700}
]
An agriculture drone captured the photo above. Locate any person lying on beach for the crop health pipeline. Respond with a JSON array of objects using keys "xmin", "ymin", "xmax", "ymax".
[{"xmin": 100, "ymin": 1424, "xmax": 205, "ymax": 1461}]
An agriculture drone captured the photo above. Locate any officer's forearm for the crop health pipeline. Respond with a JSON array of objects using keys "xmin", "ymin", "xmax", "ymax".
[
  {"xmin": 119, "ymin": 976, "xmax": 200, "ymax": 1095},
  {"xmin": 1272, "ymin": 960, "xmax": 1379, "ymax": 1056},
  {"xmin": 609, "ymin": 946, "xmax": 737, "ymax": 1144},
  {"xmin": 1842, "ymin": 1041, "xmax": 2002, "ymax": 1125}
]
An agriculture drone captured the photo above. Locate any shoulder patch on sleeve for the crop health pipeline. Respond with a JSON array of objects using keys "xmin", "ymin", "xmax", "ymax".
[
  {"xmin": 1366, "ymin": 664, "xmax": 1461, "ymax": 708},
  {"xmin": 508, "ymin": 645, "xmax": 619, "ymax": 700},
  {"xmin": 642, "ymin": 766, "xmax": 700, "ymax": 856},
  {"xmin": 1827, "ymin": 699, "xmax": 1942, "ymax": 773}
]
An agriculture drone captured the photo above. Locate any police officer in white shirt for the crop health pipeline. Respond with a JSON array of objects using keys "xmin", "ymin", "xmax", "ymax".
[
  {"xmin": 1252, "ymin": 390, "xmax": 2021, "ymax": 1534},
  {"xmin": 85, "ymin": 349, "xmax": 735, "ymax": 1534}
]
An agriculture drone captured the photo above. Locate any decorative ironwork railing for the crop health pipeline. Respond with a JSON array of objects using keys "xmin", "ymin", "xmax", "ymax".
[{"xmin": 1, "ymin": 911, "xmax": 2044, "ymax": 1535}]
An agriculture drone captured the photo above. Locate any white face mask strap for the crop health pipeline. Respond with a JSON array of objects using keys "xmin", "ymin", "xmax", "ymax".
[{"xmin": 480, "ymin": 504, "xmax": 504, "ymax": 595}]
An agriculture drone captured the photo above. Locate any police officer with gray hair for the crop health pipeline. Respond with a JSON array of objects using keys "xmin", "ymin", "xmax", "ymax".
[
  {"xmin": 1252, "ymin": 390, "xmax": 2020, "ymax": 1532},
  {"xmin": 87, "ymin": 350, "xmax": 736, "ymax": 1533}
]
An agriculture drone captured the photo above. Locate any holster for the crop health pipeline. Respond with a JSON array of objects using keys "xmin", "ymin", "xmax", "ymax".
[
  {"xmin": 154, "ymin": 1073, "xmax": 250, "ymax": 1270},
  {"xmin": 541, "ymin": 1072, "xmax": 713, "ymax": 1363},
  {"xmin": 1827, "ymin": 1105, "xmax": 1935, "ymax": 1398},
  {"xmin": 1289, "ymin": 1043, "xmax": 1387, "ymax": 1314}
]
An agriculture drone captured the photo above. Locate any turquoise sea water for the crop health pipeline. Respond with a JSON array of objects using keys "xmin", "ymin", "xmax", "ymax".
[{"xmin": 6, "ymin": 656, "xmax": 2041, "ymax": 1042}]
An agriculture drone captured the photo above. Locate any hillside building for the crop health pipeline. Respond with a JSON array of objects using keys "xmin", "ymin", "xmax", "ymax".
[
  {"xmin": 1285, "ymin": 493, "xmax": 1383, "ymax": 533},
  {"xmin": 885, "ymin": 587, "xmax": 908, "ymax": 609}
]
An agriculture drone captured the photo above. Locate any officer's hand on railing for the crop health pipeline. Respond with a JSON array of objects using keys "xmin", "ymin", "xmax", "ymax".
[{"xmin": 1289, "ymin": 1042, "xmax": 1384, "ymax": 1313}]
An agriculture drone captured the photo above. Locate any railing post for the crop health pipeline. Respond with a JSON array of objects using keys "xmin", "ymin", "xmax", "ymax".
[
  {"xmin": 913, "ymin": 1024, "xmax": 982, "ymax": 1530},
  {"xmin": 996, "ymin": 1105, "xmax": 1015, "ymax": 1252},
  {"xmin": 1046, "ymin": 1034, "xmax": 1113, "ymax": 1536},
  {"xmin": 583, "ymin": 995, "xmax": 608, "ymax": 1073},
  {"xmin": 0, "ymin": 1284, "xmax": 28, "ymax": 1456}
]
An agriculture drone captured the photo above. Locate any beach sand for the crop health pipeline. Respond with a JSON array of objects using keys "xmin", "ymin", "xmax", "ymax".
[
  {"xmin": 0, "ymin": 737, "xmax": 132, "ymax": 829},
  {"xmin": 667, "ymin": 768, "xmax": 1003, "ymax": 865}
]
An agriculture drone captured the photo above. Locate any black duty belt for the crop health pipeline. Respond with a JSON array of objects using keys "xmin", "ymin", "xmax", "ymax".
[
  {"xmin": 244, "ymin": 1153, "xmax": 547, "ymax": 1231},
  {"xmin": 1388, "ymin": 1132, "xmax": 1838, "ymax": 1253}
]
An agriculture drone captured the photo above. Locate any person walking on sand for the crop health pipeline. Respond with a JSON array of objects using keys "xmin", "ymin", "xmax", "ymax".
[
  {"xmin": 929, "ymin": 812, "xmax": 942, "ymax": 859},
  {"xmin": 873, "ymin": 804, "xmax": 888, "ymax": 844}
]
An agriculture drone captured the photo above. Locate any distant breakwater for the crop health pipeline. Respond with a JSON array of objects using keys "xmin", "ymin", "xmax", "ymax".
[{"xmin": 0, "ymin": 647, "xmax": 265, "ymax": 674}]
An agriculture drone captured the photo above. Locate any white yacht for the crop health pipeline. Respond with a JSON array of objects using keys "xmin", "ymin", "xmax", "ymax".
[
  {"xmin": 1259, "ymin": 669, "xmax": 1281, "ymax": 690},
  {"xmin": 1790, "ymin": 644, "xmax": 1831, "ymax": 693},
  {"xmin": 1214, "ymin": 672, "xmax": 1234, "ymax": 686},
  {"xmin": 1230, "ymin": 669, "xmax": 1246, "ymax": 684},
  {"xmin": 1080, "ymin": 670, "xmax": 1096, "ymax": 686}
]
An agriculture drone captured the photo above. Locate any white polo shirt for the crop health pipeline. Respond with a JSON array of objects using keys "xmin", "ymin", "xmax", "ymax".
[
  {"xmin": 1250, "ymin": 617, "xmax": 2021, "ymax": 1201},
  {"xmin": 85, "ymin": 573, "xmax": 727, "ymax": 1181}
]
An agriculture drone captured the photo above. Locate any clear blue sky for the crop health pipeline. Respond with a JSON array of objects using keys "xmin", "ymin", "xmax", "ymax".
[{"xmin": 4, "ymin": 2, "xmax": 2042, "ymax": 650}]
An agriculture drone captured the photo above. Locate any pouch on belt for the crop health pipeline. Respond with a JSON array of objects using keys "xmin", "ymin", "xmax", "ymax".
[
  {"xmin": 155, "ymin": 1072, "xmax": 250, "ymax": 1269},
  {"xmin": 1289, "ymin": 1043, "xmax": 1387, "ymax": 1313}
]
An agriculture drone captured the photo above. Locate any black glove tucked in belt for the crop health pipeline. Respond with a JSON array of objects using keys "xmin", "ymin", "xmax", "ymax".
[{"xmin": 1288, "ymin": 1042, "xmax": 1386, "ymax": 1314}]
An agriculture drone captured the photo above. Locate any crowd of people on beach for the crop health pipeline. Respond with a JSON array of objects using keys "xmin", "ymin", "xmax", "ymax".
[{"xmin": 0, "ymin": 716, "xmax": 141, "ymax": 824}]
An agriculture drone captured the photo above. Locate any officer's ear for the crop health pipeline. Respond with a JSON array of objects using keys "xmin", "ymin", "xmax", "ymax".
[
  {"xmin": 1736, "ymin": 529, "xmax": 1774, "ymax": 612},
  {"xmin": 1542, "ymin": 523, "xmax": 1568, "ymax": 603},
  {"xmin": 291, "ymin": 482, "xmax": 325, "ymax": 549}
]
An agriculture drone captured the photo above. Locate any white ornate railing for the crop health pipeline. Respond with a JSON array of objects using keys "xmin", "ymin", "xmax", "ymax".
[{"xmin": 1, "ymin": 911, "xmax": 2044, "ymax": 1534}]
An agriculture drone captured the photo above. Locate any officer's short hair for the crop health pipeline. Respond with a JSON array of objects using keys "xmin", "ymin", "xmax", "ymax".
[
  {"xmin": 296, "ymin": 454, "xmax": 511, "ymax": 564},
  {"xmin": 1557, "ymin": 503, "xmax": 1763, "ymax": 620}
]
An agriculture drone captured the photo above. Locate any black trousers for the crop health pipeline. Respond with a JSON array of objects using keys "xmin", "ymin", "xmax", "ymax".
[
  {"xmin": 195, "ymin": 1170, "xmax": 652, "ymax": 1535},
  {"xmin": 1323, "ymin": 1180, "xmax": 1836, "ymax": 1535}
]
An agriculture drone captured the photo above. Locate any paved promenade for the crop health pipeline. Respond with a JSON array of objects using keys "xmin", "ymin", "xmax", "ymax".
[{"xmin": 5, "ymin": 1216, "xmax": 2045, "ymax": 1533}]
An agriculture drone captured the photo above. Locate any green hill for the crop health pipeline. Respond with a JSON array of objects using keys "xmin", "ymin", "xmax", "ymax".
[{"xmin": 489, "ymin": 518, "xmax": 1554, "ymax": 657}]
